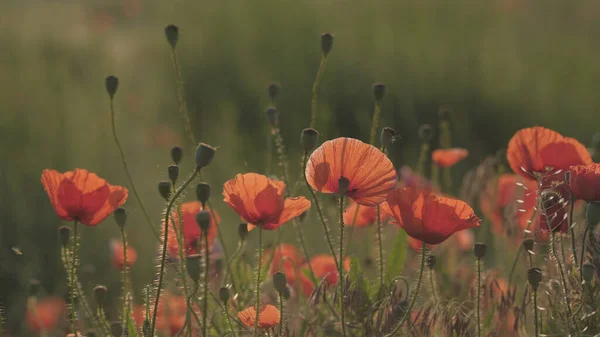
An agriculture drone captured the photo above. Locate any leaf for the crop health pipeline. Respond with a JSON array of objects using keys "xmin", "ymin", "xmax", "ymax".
[{"xmin": 386, "ymin": 230, "xmax": 408, "ymax": 284}]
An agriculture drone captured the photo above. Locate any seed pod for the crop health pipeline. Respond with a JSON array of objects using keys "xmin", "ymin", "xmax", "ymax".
[
  {"xmin": 219, "ymin": 287, "xmax": 230, "ymax": 303},
  {"xmin": 196, "ymin": 183, "xmax": 211, "ymax": 207},
  {"xmin": 238, "ymin": 223, "xmax": 249, "ymax": 241},
  {"xmin": 195, "ymin": 143, "xmax": 216, "ymax": 170},
  {"xmin": 380, "ymin": 127, "xmax": 397, "ymax": 149},
  {"xmin": 158, "ymin": 181, "xmax": 171, "ymax": 200},
  {"xmin": 473, "ymin": 243, "xmax": 487, "ymax": 260},
  {"xmin": 170, "ymin": 146, "xmax": 183, "ymax": 165},
  {"xmin": 196, "ymin": 211, "xmax": 211, "ymax": 233},
  {"xmin": 301, "ymin": 128, "xmax": 319, "ymax": 153},
  {"xmin": 418, "ymin": 124, "xmax": 433, "ymax": 142},
  {"xmin": 268, "ymin": 82, "xmax": 280, "ymax": 100},
  {"xmin": 273, "ymin": 272, "xmax": 287, "ymax": 294},
  {"xmin": 164, "ymin": 25, "xmax": 179, "ymax": 49},
  {"xmin": 114, "ymin": 207, "xmax": 127, "ymax": 229},
  {"xmin": 527, "ymin": 267, "xmax": 542, "ymax": 290},
  {"xmin": 94, "ymin": 285, "xmax": 108, "ymax": 308},
  {"xmin": 373, "ymin": 83, "xmax": 385, "ymax": 102},
  {"xmin": 105, "ymin": 76, "xmax": 119, "ymax": 99},
  {"xmin": 168, "ymin": 165, "xmax": 179, "ymax": 183},
  {"xmin": 186, "ymin": 254, "xmax": 202, "ymax": 283},
  {"xmin": 321, "ymin": 33, "xmax": 334, "ymax": 56}
]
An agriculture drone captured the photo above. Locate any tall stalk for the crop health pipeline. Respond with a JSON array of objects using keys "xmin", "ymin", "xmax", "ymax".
[{"xmin": 338, "ymin": 195, "xmax": 347, "ymax": 337}]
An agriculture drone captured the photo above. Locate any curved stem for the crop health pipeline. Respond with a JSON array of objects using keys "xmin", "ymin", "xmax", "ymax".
[
  {"xmin": 70, "ymin": 221, "xmax": 78, "ymax": 335},
  {"xmin": 508, "ymin": 245, "xmax": 522, "ymax": 286},
  {"xmin": 550, "ymin": 232, "xmax": 579, "ymax": 336},
  {"xmin": 224, "ymin": 299, "xmax": 237, "ymax": 337},
  {"xmin": 376, "ymin": 206, "xmax": 384, "ymax": 286},
  {"xmin": 253, "ymin": 226, "xmax": 263, "ymax": 337},
  {"xmin": 170, "ymin": 48, "xmax": 195, "ymax": 145},
  {"xmin": 310, "ymin": 55, "xmax": 328, "ymax": 129},
  {"xmin": 97, "ymin": 308, "xmax": 111, "ymax": 335},
  {"xmin": 120, "ymin": 228, "xmax": 129, "ymax": 325},
  {"xmin": 476, "ymin": 258, "xmax": 482, "ymax": 337},
  {"xmin": 533, "ymin": 288, "xmax": 539, "ymax": 337},
  {"xmin": 202, "ymin": 230, "xmax": 210, "ymax": 337},
  {"xmin": 579, "ymin": 224, "xmax": 590, "ymax": 282},
  {"xmin": 338, "ymin": 196, "xmax": 347, "ymax": 337}
]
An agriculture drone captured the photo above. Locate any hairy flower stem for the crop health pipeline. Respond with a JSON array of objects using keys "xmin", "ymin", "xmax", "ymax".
[
  {"xmin": 151, "ymin": 169, "xmax": 200, "ymax": 337},
  {"xmin": 203, "ymin": 230, "xmax": 210, "ymax": 337},
  {"xmin": 376, "ymin": 206, "xmax": 384, "ymax": 286},
  {"xmin": 476, "ymin": 258, "xmax": 482, "ymax": 337},
  {"xmin": 569, "ymin": 194, "xmax": 578, "ymax": 270},
  {"xmin": 109, "ymin": 98, "xmax": 159, "ymax": 241},
  {"xmin": 310, "ymin": 55, "xmax": 328, "ymax": 129},
  {"xmin": 550, "ymin": 232, "xmax": 579, "ymax": 336},
  {"xmin": 387, "ymin": 244, "xmax": 426, "ymax": 336},
  {"xmin": 533, "ymin": 288, "xmax": 539, "ymax": 337},
  {"xmin": 579, "ymin": 223, "xmax": 590, "ymax": 281},
  {"xmin": 224, "ymin": 298, "xmax": 237, "ymax": 337},
  {"xmin": 169, "ymin": 47, "xmax": 195, "ymax": 145},
  {"xmin": 338, "ymin": 196, "xmax": 347, "ymax": 337},
  {"xmin": 254, "ymin": 226, "xmax": 264, "ymax": 337},
  {"xmin": 508, "ymin": 245, "xmax": 522, "ymax": 286},
  {"xmin": 172, "ymin": 200, "xmax": 193, "ymax": 320},
  {"xmin": 279, "ymin": 294, "xmax": 285, "ymax": 336},
  {"xmin": 70, "ymin": 221, "xmax": 78, "ymax": 335},
  {"xmin": 429, "ymin": 269, "xmax": 438, "ymax": 304},
  {"xmin": 120, "ymin": 228, "xmax": 129, "ymax": 325}
]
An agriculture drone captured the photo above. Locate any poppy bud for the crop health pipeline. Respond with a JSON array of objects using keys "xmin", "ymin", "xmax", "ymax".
[
  {"xmin": 338, "ymin": 176, "xmax": 350, "ymax": 196},
  {"xmin": 380, "ymin": 127, "xmax": 397, "ymax": 149},
  {"xmin": 282, "ymin": 286, "xmax": 291, "ymax": 300},
  {"xmin": 114, "ymin": 207, "xmax": 127, "ymax": 229},
  {"xmin": 321, "ymin": 33, "xmax": 334, "ymax": 56},
  {"xmin": 195, "ymin": 143, "xmax": 216, "ymax": 170},
  {"xmin": 301, "ymin": 128, "xmax": 319, "ymax": 153},
  {"xmin": 158, "ymin": 181, "xmax": 172, "ymax": 200},
  {"xmin": 110, "ymin": 322, "xmax": 123, "ymax": 337},
  {"xmin": 266, "ymin": 107, "xmax": 279, "ymax": 127},
  {"xmin": 59, "ymin": 226, "xmax": 71, "ymax": 247},
  {"xmin": 196, "ymin": 211, "xmax": 211, "ymax": 233},
  {"xmin": 219, "ymin": 287, "xmax": 230, "ymax": 303},
  {"xmin": 168, "ymin": 165, "xmax": 179, "ymax": 183},
  {"xmin": 586, "ymin": 202, "xmax": 600, "ymax": 229},
  {"xmin": 164, "ymin": 24, "xmax": 179, "ymax": 49},
  {"xmin": 142, "ymin": 319, "xmax": 151, "ymax": 337},
  {"xmin": 418, "ymin": 124, "xmax": 433, "ymax": 142},
  {"xmin": 170, "ymin": 145, "xmax": 183, "ymax": 165},
  {"xmin": 268, "ymin": 82, "xmax": 280, "ymax": 101},
  {"xmin": 28, "ymin": 279, "xmax": 40, "ymax": 296},
  {"xmin": 522, "ymin": 239, "xmax": 534, "ymax": 253},
  {"xmin": 238, "ymin": 223, "xmax": 249, "ymax": 241},
  {"xmin": 473, "ymin": 242, "xmax": 487, "ymax": 260},
  {"xmin": 86, "ymin": 330, "xmax": 97, "ymax": 337},
  {"xmin": 94, "ymin": 285, "xmax": 108, "ymax": 308},
  {"xmin": 426, "ymin": 255, "xmax": 436, "ymax": 269},
  {"xmin": 373, "ymin": 83, "xmax": 385, "ymax": 102},
  {"xmin": 582, "ymin": 263, "xmax": 596, "ymax": 284},
  {"xmin": 273, "ymin": 272, "xmax": 287, "ymax": 294},
  {"xmin": 527, "ymin": 267, "xmax": 542, "ymax": 290},
  {"xmin": 196, "ymin": 182, "xmax": 211, "ymax": 207},
  {"xmin": 105, "ymin": 76, "xmax": 119, "ymax": 99},
  {"xmin": 186, "ymin": 254, "xmax": 202, "ymax": 283}
]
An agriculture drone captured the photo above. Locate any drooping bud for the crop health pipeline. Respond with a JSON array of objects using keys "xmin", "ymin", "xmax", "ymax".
[
  {"xmin": 168, "ymin": 165, "xmax": 179, "ymax": 183},
  {"xmin": 301, "ymin": 128, "xmax": 319, "ymax": 153},
  {"xmin": 94, "ymin": 285, "xmax": 108, "ymax": 308},
  {"xmin": 321, "ymin": 33, "xmax": 334, "ymax": 56},
  {"xmin": 164, "ymin": 25, "xmax": 179, "ymax": 49},
  {"xmin": 170, "ymin": 146, "xmax": 183, "ymax": 165},
  {"xmin": 586, "ymin": 202, "xmax": 600, "ymax": 229},
  {"xmin": 238, "ymin": 223, "xmax": 249, "ymax": 241},
  {"xmin": 527, "ymin": 267, "xmax": 542, "ymax": 290},
  {"xmin": 158, "ymin": 181, "xmax": 172, "ymax": 200},
  {"xmin": 114, "ymin": 207, "xmax": 127, "ymax": 229},
  {"xmin": 268, "ymin": 82, "xmax": 280, "ymax": 101},
  {"xmin": 59, "ymin": 226, "xmax": 71, "ymax": 247},
  {"xmin": 186, "ymin": 254, "xmax": 202, "ymax": 283},
  {"xmin": 426, "ymin": 255, "xmax": 436, "ymax": 269},
  {"xmin": 338, "ymin": 176, "xmax": 350, "ymax": 196},
  {"xmin": 105, "ymin": 76, "xmax": 119, "ymax": 99},
  {"xmin": 582, "ymin": 263, "xmax": 596, "ymax": 284},
  {"xmin": 28, "ymin": 279, "xmax": 41, "ymax": 296},
  {"xmin": 373, "ymin": 83, "xmax": 385, "ymax": 102},
  {"xmin": 380, "ymin": 127, "xmax": 397, "ymax": 149},
  {"xmin": 473, "ymin": 243, "xmax": 487, "ymax": 260},
  {"xmin": 196, "ymin": 183, "xmax": 211, "ymax": 207},
  {"xmin": 195, "ymin": 143, "xmax": 216, "ymax": 170},
  {"xmin": 219, "ymin": 287, "xmax": 230, "ymax": 303},
  {"xmin": 266, "ymin": 107, "xmax": 279, "ymax": 127},
  {"xmin": 110, "ymin": 322, "xmax": 123, "ymax": 337},
  {"xmin": 273, "ymin": 272, "xmax": 287, "ymax": 294},
  {"xmin": 196, "ymin": 211, "xmax": 211, "ymax": 233},
  {"xmin": 418, "ymin": 124, "xmax": 433, "ymax": 142}
]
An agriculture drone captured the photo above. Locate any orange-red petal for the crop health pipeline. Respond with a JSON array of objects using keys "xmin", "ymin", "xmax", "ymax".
[
  {"xmin": 41, "ymin": 170, "xmax": 69, "ymax": 220},
  {"xmin": 432, "ymin": 148, "xmax": 469, "ymax": 167},
  {"xmin": 343, "ymin": 201, "xmax": 387, "ymax": 227},
  {"xmin": 569, "ymin": 163, "xmax": 600, "ymax": 201},
  {"xmin": 237, "ymin": 304, "xmax": 281, "ymax": 329},
  {"xmin": 25, "ymin": 296, "xmax": 66, "ymax": 332}
]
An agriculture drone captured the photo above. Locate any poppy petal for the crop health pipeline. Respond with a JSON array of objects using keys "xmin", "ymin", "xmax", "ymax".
[
  {"xmin": 267, "ymin": 197, "xmax": 311, "ymax": 230},
  {"xmin": 539, "ymin": 137, "xmax": 592, "ymax": 173},
  {"xmin": 432, "ymin": 148, "xmax": 469, "ymax": 167},
  {"xmin": 83, "ymin": 184, "xmax": 128, "ymax": 225},
  {"xmin": 41, "ymin": 170, "xmax": 70, "ymax": 220}
]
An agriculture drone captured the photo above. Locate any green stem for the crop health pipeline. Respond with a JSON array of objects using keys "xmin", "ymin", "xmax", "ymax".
[
  {"xmin": 170, "ymin": 48, "xmax": 195, "ymax": 145},
  {"xmin": 369, "ymin": 102, "xmax": 381, "ymax": 146},
  {"xmin": 508, "ymin": 245, "xmax": 522, "ymax": 286},
  {"xmin": 151, "ymin": 169, "xmax": 200, "ymax": 337},
  {"xmin": 205, "ymin": 200, "xmax": 236, "ymax": 294},
  {"xmin": 70, "ymin": 221, "xmax": 78, "ymax": 336},
  {"xmin": 254, "ymin": 226, "xmax": 263, "ymax": 337},
  {"xmin": 224, "ymin": 297, "xmax": 237, "ymax": 337},
  {"xmin": 476, "ymin": 258, "xmax": 482, "ymax": 337},
  {"xmin": 120, "ymin": 229, "xmax": 129, "ymax": 326},
  {"xmin": 203, "ymin": 229, "xmax": 210, "ymax": 337},
  {"xmin": 172, "ymin": 198, "xmax": 192, "ymax": 325},
  {"xmin": 338, "ymin": 196, "xmax": 347, "ymax": 337},
  {"xmin": 533, "ymin": 288, "xmax": 539, "ymax": 337},
  {"xmin": 570, "ymin": 194, "xmax": 578, "ymax": 270},
  {"xmin": 109, "ymin": 99, "xmax": 160, "ymax": 241},
  {"xmin": 97, "ymin": 308, "xmax": 111, "ymax": 335},
  {"xmin": 579, "ymin": 224, "xmax": 590, "ymax": 282},
  {"xmin": 376, "ymin": 206, "xmax": 384, "ymax": 286},
  {"xmin": 386, "ymin": 243, "xmax": 426, "ymax": 336},
  {"xmin": 310, "ymin": 55, "xmax": 328, "ymax": 129},
  {"xmin": 279, "ymin": 295, "xmax": 285, "ymax": 336},
  {"xmin": 550, "ymin": 232, "xmax": 578, "ymax": 336},
  {"xmin": 428, "ymin": 269, "xmax": 438, "ymax": 304}
]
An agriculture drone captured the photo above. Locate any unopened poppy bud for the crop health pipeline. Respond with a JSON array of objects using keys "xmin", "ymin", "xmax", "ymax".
[
  {"xmin": 114, "ymin": 207, "xmax": 127, "ymax": 229},
  {"xmin": 268, "ymin": 82, "xmax": 280, "ymax": 100},
  {"xmin": 28, "ymin": 279, "xmax": 40, "ymax": 296},
  {"xmin": 196, "ymin": 211, "xmax": 211, "ymax": 233},
  {"xmin": 582, "ymin": 263, "xmax": 596, "ymax": 284},
  {"xmin": 522, "ymin": 239, "xmax": 535, "ymax": 253},
  {"xmin": 196, "ymin": 183, "xmax": 211, "ymax": 207},
  {"xmin": 373, "ymin": 83, "xmax": 385, "ymax": 102},
  {"xmin": 195, "ymin": 143, "xmax": 216, "ymax": 169},
  {"xmin": 105, "ymin": 76, "xmax": 119, "ymax": 99},
  {"xmin": 301, "ymin": 128, "xmax": 319, "ymax": 153},
  {"xmin": 473, "ymin": 243, "xmax": 487, "ymax": 259},
  {"xmin": 164, "ymin": 24, "xmax": 179, "ymax": 49},
  {"xmin": 273, "ymin": 272, "xmax": 287, "ymax": 294},
  {"xmin": 586, "ymin": 202, "xmax": 600, "ymax": 229},
  {"xmin": 527, "ymin": 267, "xmax": 542, "ymax": 290},
  {"xmin": 380, "ymin": 127, "xmax": 397, "ymax": 149},
  {"xmin": 94, "ymin": 285, "xmax": 108, "ymax": 308},
  {"xmin": 110, "ymin": 322, "xmax": 123, "ymax": 337},
  {"xmin": 59, "ymin": 226, "xmax": 71, "ymax": 247},
  {"xmin": 426, "ymin": 255, "xmax": 436, "ymax": 269},
  {"xmin": 238, "ymin": 223, "xmax": 249, "ymax": 241},
  {"xmin": 282, "ymin": 286, "xmax": 291, "ymax": 299},
  {"xmin": 86, "ymin": 330, "xmax": 97, "ymax": 337},
  {"xmin": 186, "ymin": 254, "xmax": 202, "ymax": 283},
  {"xmin": 219, "ymin": 287, "xmax": 230, "ymax": 303},
  {"xmin": 266, "ymin": 107, "xmax": 279, "ymax": 127},
  {"xmin": 321, "ymin": 33, "xmax": 334, "ymax": 56},
  {"xmin": 418, "ymin": 124, "xmax": 433, "ymax": 142},
  {"xmin": 168, "ymin": 165, "xmax": 179, "ymax": 183},
  {"xmin": 142, "ymin": 319, "xmax": 151, "ymax": 337},
  {"xmin": 170, "ymin": 146, "xmax": 183, "ymax": 165},
  {"xmin": 158, "ymin": 181, "xmax": 171, "ymax": 200},
  {"xmin": 338, "ymin": 176, "xmax": 350, "ymax": 196}
]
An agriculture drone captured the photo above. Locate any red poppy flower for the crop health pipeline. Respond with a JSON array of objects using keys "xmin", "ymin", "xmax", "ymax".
[
  {"xmin": 223, "ymin": 173, "xmax": 310, "ymax": 230},
  {"xmin": 343, "ymin": 201, "xmax": 388, "ymax": 227},
  {"xmin": 110, "ymin": 239, "xmax": 138, "ymax": 271},
  {"xmin": 381, "ymin": 187, "xmax": 481, "ymax": 245},
  {"xmin": 568, "ymin": 163, "xmax": 600, "ymax": 201},
  {"xmin": 41, "ymin": 169, "xmax": 128, "ymax": 226},
  {"xmin": 432, "ymin": 148, "xmax": 469, "ymax": 167},
  {"xmin": 305, "ymin": 137, "xmax": 397, "ymax": 206},
  {"xmin": 507, "ymin": 127, "xmax": 591, "ymax": 180},
  {"xmin": 25, "ymin": 296, "xmax": 66, "ymax": 332},
  {"xmin": 168, "ymin": 201, "xmax": 220, "ymax": 256},
  {"xmin": 264, "ymin": 244, "xmax": 304, "ymax": 286},
  {"xmin": 238, "ymin": 305, "xmax": 281, "ymax": 329},
  {"xmin": 299, "ymin": 255, "xmax": 351, "ymax": 296}
]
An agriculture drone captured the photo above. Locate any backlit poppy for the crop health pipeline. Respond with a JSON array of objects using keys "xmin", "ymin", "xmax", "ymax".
[
  {"xmin": 169, "ymin": 201, "xmax": 220, "ymax": 256},
  {"xmin": 223, "ymin": 173, "xmax": 310, "ymax": 230},
  {"xmin": 381, "ymin": 187, "xmax": 481, "ymax": 245},
  {"xmin": 264, "ymin": 244, "xmax": 304, "ymax": 286},
  {"xmin": 343, "ymin": 201, "xmax": 387, "ymax": 227},
  {"xmin": 305, "ymin": 137, "xmax": 397, "ymax": 206},
  {"xmin": 25, "ymin": 296, "xmax": 66, "ymax": 332},
  {"xmin": 507, "ymin": 127, "xmax": 591, "ymax": 180},
  {"xmin": 568, "ymin": 163, "xmax": 600, "ymax": 201},
  {"xmin": 299, "ymin": 255, "xmax": 351, "ymax": 296},
  {"xmin": 110, "ymin": 239, "xmax": 138, "ymax": 271},
  {"xmin": 238, "ymin": 304, "xmax": 281, "ymax": 330},
  {"xmin": 432, "ymin": 148, "xmax": 469, "ymax": 167},
  {"xmin": 41, "ymin": 169, "xmax": 128, "ymax": 226}
]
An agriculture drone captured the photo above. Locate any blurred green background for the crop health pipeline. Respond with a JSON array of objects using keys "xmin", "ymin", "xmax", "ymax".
[{"xmin": 2, "ymin": 0, "xmax": 600, "ymax": 333}]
